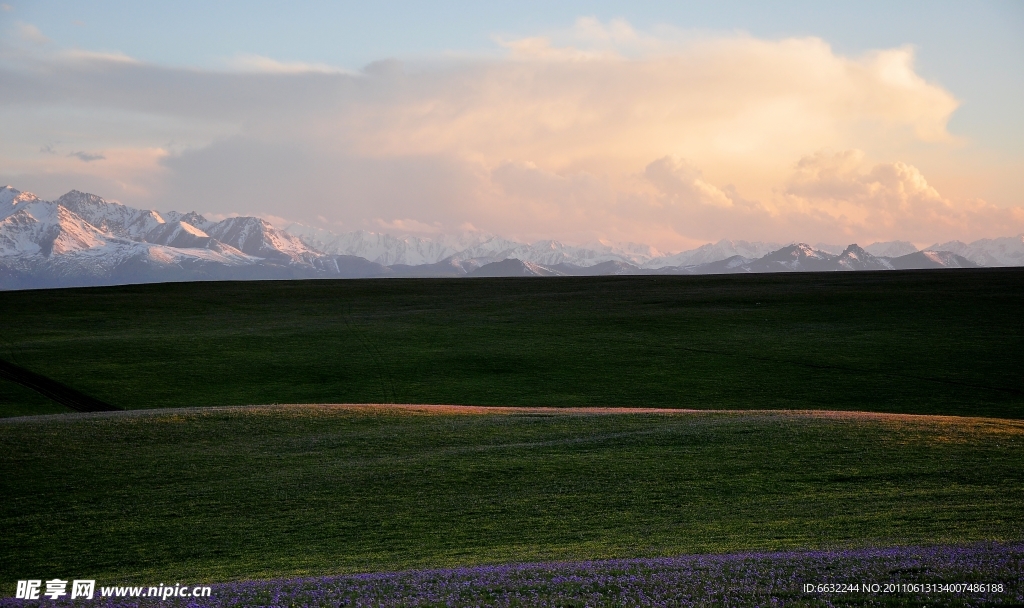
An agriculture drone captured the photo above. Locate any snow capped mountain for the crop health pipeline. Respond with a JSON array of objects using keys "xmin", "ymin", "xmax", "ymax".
[
  {"xmin": 285, "ymin": 225, "xmax": 493, "ymax": 266},
  {"xmin": 284, "ymin": 224, "xmax": 659, "ymax": 267},
  {"xmin": 673, "ymin": 255, "xmax": 752, "ymax": 274},
  {"xmin": 928, "ymin": 235, "xmax": 1024, "ymax": 267},
  {"xmin": 164, "ymin": 211, "xmax": 216, "ymax": 232},
  {"xmin": 812, "ymin": 243, "xmax": 846, "ymax": 255},
  {"xmin": 592, "ymin": 241, "xmax": 662, "ymax": 265},
  {"xmin": 864, "ymin": 241, "xmax": 918, "ymax": 258},
  {"xmin": 889, "ymin": 250, "xmax": 979, "ymax": 270},
  {"xmin": 144, "ymin": 220, "xmax": 218, "ymax": 250},
  {"xmin": 467, "ymin": 258, "xmax": 566, "ymax": 277},
  {"xmin": 0, "ymin": 198, "xmax": 112, "ymax": 258},
  {"xmin": 1, "ymin": 185, "xmax": 41, "ymax": 209},
  {"xmin": 0, "ymin": 184, "xmax": 1015, "ymax": 289},
  {"xmin": 548, "ymin": 260, "xmax": 641, "ymax": 276},
  {"xmin": 283, "ymin": 225, "xmax": 989, "ymax": 273},
  {"xmin": 745, "ymin": 243, "xmax": 842, "ymax": 272},
  {"xmin": 644, "ymin": 240, "xmax": 782, "ymax": 268},
  {"xmin": 206, "ymin": 217, "xmax": 317, "ymax": 264},
  {"xmin": 453, "ymin": 237, "xmax": 647, "ymax": 267},
  {"xmin": 662, "ymin": 243, "xmax": 906, "ymax": 274},
  {"xmin": 835, "ymin": 244, "xmax": 894, "ymax": 271},
  {"xmin": 452, "ymin": 242, "xmax": 966, "ymax": 277},
  {"xmin": 57, "ymin": 190, "xmax": 165, "ymax": 242},
  {"xmin": 0, "ymin": 197, "xmax": 258, "ymax": 288},
  {"xmin": 0, "ymin": 186, "xmax": 303, "ymax": 288}
]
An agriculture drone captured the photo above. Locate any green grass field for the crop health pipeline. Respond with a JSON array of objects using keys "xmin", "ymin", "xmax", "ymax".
[
  {"xmin": 2, "ymin": 406, "xmax": 1022, "ymax": 588},
  {"xmin": 1, "ymin": 271, "xmax": 1022, "ymax": 595},
  {"xmin": 0, "ymin": 270, "xmax": 1021, "ymax": 418}
]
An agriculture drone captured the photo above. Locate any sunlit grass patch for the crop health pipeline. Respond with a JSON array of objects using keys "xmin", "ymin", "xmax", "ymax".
[{"xmin": 2, "ymin": 408, "xmax": 1021, "ymax": 589}]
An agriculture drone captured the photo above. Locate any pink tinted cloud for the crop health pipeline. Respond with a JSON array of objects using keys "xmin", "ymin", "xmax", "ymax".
[{"xmin": 3, "ymin": 19, "xmax": 1020, "ymax": 249}]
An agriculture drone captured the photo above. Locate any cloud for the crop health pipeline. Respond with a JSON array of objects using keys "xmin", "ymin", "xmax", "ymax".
[
  {"xmin": 0, "ymin": 147, "xmax": 168, "ymax": 201},
  {"xmin": 491, "ymin": 161, "xmax": 605, "ymax": 204},
  {"xmin": 68, "ymin": 151, "xmax": 105, "ymax": 162},
  {"xmin": 637, "ymin": 149, "xmax": 1024, "ymax": 245},
  {"xmin": 60, "ymin": 49, "xmax": 139, "ymax": 64},
  {"xmin": 259, "ymin": 213, "xmax": 294, "ymax": 227},
  {"xmin": 643, "ymin": 158, "xmax": 734, "ymax": 209},
  {"xmin": 1, "ymin": 4, "xmax": 14, "ymax": 12},
  {"xmin": 16, "ymin": 22, "xmax": 50, "ymax": 45},
  {"xmin": 779, "ymin": 150, "xmax": 1024, "ymax": 243},
  {"xmin": 375, "ymin": 218, "xmax": 442, "ymax": 234},
  {"xmin": 223, "ymin": 54, "xmax": 352, "ymax": 74},
  {"xmin": 1, "ymin": 18, "xmax": 1019, "ymax": 249},
  {"xmin": 496, "ymin": 17, "xmax": 697, "ymax": 61}
]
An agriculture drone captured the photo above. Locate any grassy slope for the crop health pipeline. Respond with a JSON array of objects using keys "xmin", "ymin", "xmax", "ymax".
[
  {"xmin": 0, "ymin": 378, "xmax": 67, "ymax": 417},
  {"xmin": 0, "ymin": 270, "xmax": 1021, "ymax": 418},
  {"xmin": 1, "ymin": 407, "xmax": 1022, "ymax": 586}
]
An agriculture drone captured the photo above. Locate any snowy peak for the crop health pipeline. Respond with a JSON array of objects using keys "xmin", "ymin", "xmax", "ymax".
[
  {"xmin": 0, "ymin": 186, "xmax": 42, "ymax": 219},
  {"xmin": 286, "ymin": 225, "xmax": 474, "ymax": 266},
  {"xmin": 467, "ymin": 258, "xmax": 566, "ymax": 277},
  {"xmin": 0, "ymin": 188, "xmax": 286, "ymax": 288},
  {"xmin": 645, "ymin": 239, "xmax": 782, "ymax": 268},
  {"xmin": 284, "ymin": 224, "xmax": 661, "ymax": 267},
  {"xmin": 890, "ymin": 250, "xmax": 979, "ymax": 270},
  {"xmin": 928, "ymin": 235, "xmax": 1024, "ymax": 267},
  {"xmin": 57, "ymin": 190, "xmax": 166, "ymax": 241},
  {"xmin": 414, "ymin": 242, "xmax": 981, "ymax": 278},
  {"xmin": 55, "ymin": 190, "xmax": 258, "ymax": 257},
  {"xmin": 549, "ymin": 260, "xmax": 640, "ymax": 276},
  {"xmin": 164, "ymin": 210, "xmax": 215, "ymax": 232},
  {"xmin": 688, "ymin": 254, "xmax": 753, "ymax": 273},
  {"xmin": 747, "ymin": 243, "xmax": 837, "ymax": 272},
  {"xmin": 3, "ymin": 188, "xmax": 307, "ymax": 265},
  {"xmin": 836, "ymin": 244, "xmax": 894, "ymax": 271},
  {"xmin": 864, "ymin": 241, "xmax": 918, "ymax": 258},
  {"xmin": 787, "ymin": 243, "xmax": 832, "ymax": 260},
  {"xmin": 144, "ymin": 220, "xmax": 218, "ymax": 249},
  {"xmin": 206, "ymin": 216, "xmax": 317, "ymax": 263},
  {"xmin": 0, "ymin": 186, "xmax": 21, "ymax": 207},
  {"xmin": 0, "ymin": 200, "xmax": 114, "ymax": 257},
  {"xmin": 0, "ymin": 183, "xmax": 1019, "ymax": 290}
]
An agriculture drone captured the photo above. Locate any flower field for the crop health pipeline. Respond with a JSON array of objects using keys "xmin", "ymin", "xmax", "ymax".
[{"xmin": 7, "ymin": 544, "xmax": 1020, "ymax": 607}]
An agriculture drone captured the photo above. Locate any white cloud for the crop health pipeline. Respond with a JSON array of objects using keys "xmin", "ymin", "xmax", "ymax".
[
  {"xmin": 375, "ymin": 218, "xmax": 443, "ymax": 234},
  {"xmin": 60, "ymin": 49, "xmax": 139, "ymax": 64},
  {"xmin": 1, "ymin": 18, "xmax": 1019, "ymax": 248},
  {"xmin": 259, "ymin": 213, "xmax": 295, "ymax": 228},
  {"xmin": 200, "ymin": 211, "xmax": 241, "ymax": 222},
  {"xmin": 16, "ymin": 22, "xmax": 50, "ymax": 45},
  {"xmin": 491, "ymin": 161, "xmax": 605, "ymax": 203},
  {"xmin": 779, "ymin": 150, "xmax": 1024, "ymax": 243},
  {"xmin": 643, "ymin": 158, "xmax": 735, "ymax": 209},
  {"xmin": 223, "ymin": 54, "xmax": 353, "ymax": 74}
]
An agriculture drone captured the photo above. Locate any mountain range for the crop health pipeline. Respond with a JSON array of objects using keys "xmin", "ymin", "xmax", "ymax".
[{"xmin": 1, "ymin": 185, "xmax": 1019, "ymax": 289}]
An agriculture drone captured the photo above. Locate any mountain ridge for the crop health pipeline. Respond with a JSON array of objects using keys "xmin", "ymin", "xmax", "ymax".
[{"xmin": 0, "ymin": 185, "xmax": 1012, "ymax": 289}]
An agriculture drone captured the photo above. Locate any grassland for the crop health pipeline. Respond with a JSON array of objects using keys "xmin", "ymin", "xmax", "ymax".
[
  {"xmin": 0, "ymin": 269, "xmax": 1022, "ymax": 419},
  {"xmin": 1, "ymin": 406, "xmax": 1022, "ymax": 588},
  {"xmin": 1, "ymin": 271, "xmax": 1021, "ymax": 595}
]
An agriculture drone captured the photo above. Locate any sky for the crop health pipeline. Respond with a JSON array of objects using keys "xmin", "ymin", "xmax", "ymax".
[{"xmin": 1, "ymin": 1, "xmax": 1022, "ymax": 250}]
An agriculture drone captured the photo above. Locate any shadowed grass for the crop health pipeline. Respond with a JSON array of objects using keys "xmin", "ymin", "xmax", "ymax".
[
  {"xmin": 0, "ymin": 270, "xmax": 1021, "ymax": 418},
  {"xmin": 0, "ymin": 378, "xmax": 67, "ymax": 417},
  {"xmin": 1, "ymin": 407, "xmax": 1021, "ymax": 589}
]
